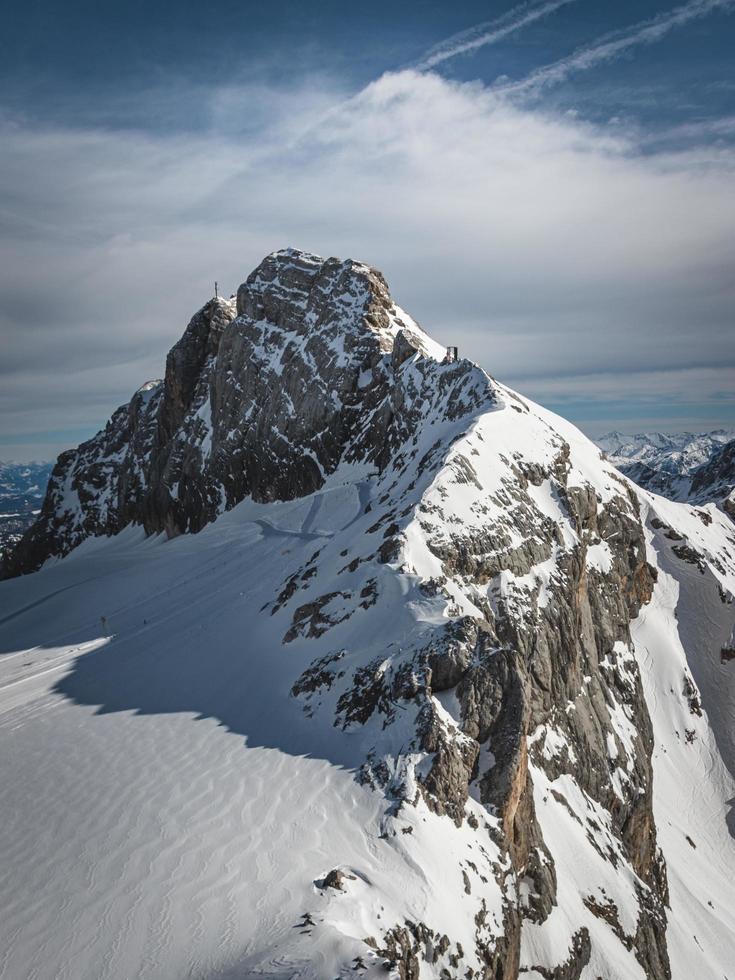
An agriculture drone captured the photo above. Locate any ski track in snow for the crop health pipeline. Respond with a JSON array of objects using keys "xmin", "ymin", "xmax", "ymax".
[
  {"xmin": 0, "ymin": 509, "xmax": 372, "ymax": 980},
  {"xmin": 0, "ymin": 490, "xmax": 463, "ymax": 980}
]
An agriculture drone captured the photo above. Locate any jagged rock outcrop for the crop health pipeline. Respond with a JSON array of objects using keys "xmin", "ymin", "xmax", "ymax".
[
  {"xmin": 2, "ymin": 249, "xmax": 448, "ymax": 577},
  {"xmin": 689, "ymin": 437, "xmax": 735, "ymax": 517},
  {"xmin": 308, "ymin": 414, "xmax": 672, "ymax": 977}
]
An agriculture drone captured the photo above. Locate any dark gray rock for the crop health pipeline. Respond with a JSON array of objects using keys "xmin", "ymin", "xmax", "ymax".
[{"xmin": 3, "ymin": 249, "xmax": 481, "ymax": 578}]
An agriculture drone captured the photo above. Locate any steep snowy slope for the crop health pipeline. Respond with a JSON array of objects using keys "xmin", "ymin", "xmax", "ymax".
[{"xmin": 1, "ymin": 250, "xmax": 734, "ymax": 980}]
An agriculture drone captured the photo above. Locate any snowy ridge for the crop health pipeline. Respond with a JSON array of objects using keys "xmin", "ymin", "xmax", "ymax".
[{"xmin": 1, "ymin": 250, "xmax": 734, "ymax": 980}]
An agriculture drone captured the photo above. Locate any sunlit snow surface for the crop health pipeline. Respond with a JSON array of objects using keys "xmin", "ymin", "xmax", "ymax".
[
  {"xmin": 1, "ymin": 389, "xmax": 734, "ymax": 979},
  {"xmin": 0, "ymin": 497, "xmax": 504, "ymax": 979}
]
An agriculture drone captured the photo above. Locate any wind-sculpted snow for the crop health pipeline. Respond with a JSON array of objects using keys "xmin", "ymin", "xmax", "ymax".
[{"xmin": 1, "ymin": 250, "xmax": 734, "ymax": 980}]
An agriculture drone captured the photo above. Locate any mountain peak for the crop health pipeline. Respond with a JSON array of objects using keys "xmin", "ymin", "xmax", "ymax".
[
  {"xmin": 239, "ymin": 246, "xmax": 447, "ymax": 362},
  {"xmin": 1, "ymin": 249, "xmax": 485, "ymax": 578},
  {"xmin": 3, "ymin": 250, "xmax": 735, "ymax": 979}
]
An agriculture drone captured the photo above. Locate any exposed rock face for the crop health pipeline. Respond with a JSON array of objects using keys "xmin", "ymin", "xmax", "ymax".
[
  {"xmin": 689, "ymin": 438, "xmax": 735, "ymax": 518},
  {"xmin": 2, "ymin": 249, "xmax": 448, "ymax": 577},
  {"xmin": 318, "ymin": 417, "xmax": 671, "ymax": 977},
  {"xmin": 2, "ymin": 379, "xmax": 166, "ymax": 578},
  {"xmin": 6, "ymin": 248, "xmax": 732, "ymax": 979}
]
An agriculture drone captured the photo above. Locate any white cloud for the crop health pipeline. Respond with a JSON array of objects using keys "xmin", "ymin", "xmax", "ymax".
[{"xmin": 1, "ymin": 69, "xmax": 734, "ymax": 458}]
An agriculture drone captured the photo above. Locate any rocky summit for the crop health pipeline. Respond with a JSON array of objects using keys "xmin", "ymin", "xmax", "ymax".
[
  {"xmin": 1, "ymin": 249, "xmax": 734, "ymax": 980},
  {"xmin": 2, "ymin": 249, "xmax": 456, "ymax": 576}
]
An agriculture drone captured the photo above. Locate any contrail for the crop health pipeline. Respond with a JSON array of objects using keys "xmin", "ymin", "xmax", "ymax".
[
  {"xmin": 497, "ymin": 0, "xmax": 735, "ymax": 95},
  {"xmin": 285, "ymin": 0, "xmax": 577, "ymax": 147},
  {"xmin": 412, "ymin": 0, "xmax": 579, "ymax": 71},
  {"xmin": 289, "ymin": 0, "xmax": 733, "ymax": 151}
]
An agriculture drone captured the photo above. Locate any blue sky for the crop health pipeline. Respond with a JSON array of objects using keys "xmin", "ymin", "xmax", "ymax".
[{"xmin": 1, "ymin": 0, "xmax": 734, "ymax": 460}]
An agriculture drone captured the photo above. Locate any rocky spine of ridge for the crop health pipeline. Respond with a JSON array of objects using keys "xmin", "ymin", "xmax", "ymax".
[
  {"xmin": 284, "ymin": 402, "xmax": 672, "ymax": 978},
  {"xmin": 3, "ymin": 248, "xmax": 687, "ymax": 977}
]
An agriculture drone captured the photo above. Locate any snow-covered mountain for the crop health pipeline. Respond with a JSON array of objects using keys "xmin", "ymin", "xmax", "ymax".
[
  {"xmin": 0, "ymin": 460, "xmax": 52, "ymax": 559},
  {"xmin": 687, "ymin": 438, "xmax": 735, "ymax": 517},
  {"xmin": 597, "ymin": 430, "xmax": 735, "ymax": 515},
  {"xmin": 1, "ymin": 249, "xmax": 734, "ymax": 980}
]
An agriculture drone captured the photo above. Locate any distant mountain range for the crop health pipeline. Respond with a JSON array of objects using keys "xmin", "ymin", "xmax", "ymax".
[
  {"xmin": 0, "ymin": 461, "xmax": 53, "ymax": 558},
  {"xmin": 597, "ymin": 429, "xmax": 735, "ymax": 518}
]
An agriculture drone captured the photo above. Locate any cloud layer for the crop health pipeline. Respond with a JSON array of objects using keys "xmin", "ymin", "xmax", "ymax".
[{"xmin": 2, "ymin": 69, "xmax": 734, "ymax": 458}]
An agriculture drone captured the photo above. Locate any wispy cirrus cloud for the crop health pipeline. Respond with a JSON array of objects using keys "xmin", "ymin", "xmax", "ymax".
[
  {"xmin": 411, "ymin": 0, "xmax": 578, "ymax": 71},
  {"xmin": 498, "ymin": 0, "xmax": 735, "ymax": 96}
]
